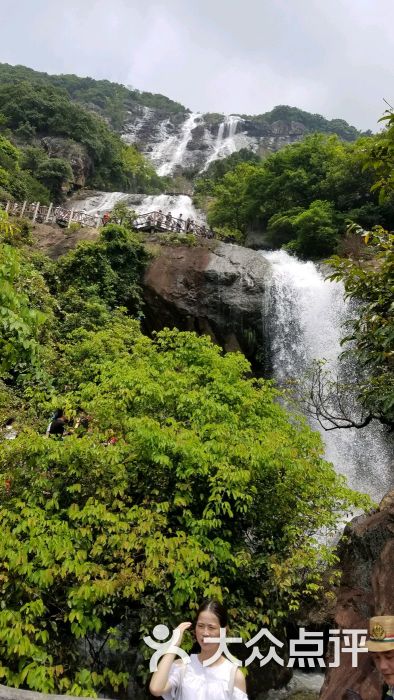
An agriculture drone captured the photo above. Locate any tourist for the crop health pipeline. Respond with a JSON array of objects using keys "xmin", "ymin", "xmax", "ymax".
[
  {"xmin": 149, "ymin": 599, "xmax": 247, "ymax": 699},
  {"xmin": 176, "ymin": 213, "xmax": 183, "ymax": 232},
  {"xmin": 165, "ymin": 212, "xmax": 172, "ymax": 230},
  {"xmin": 157, "ymin": 210, "xmax": 163, "ymax": 228},
  {"xmin": 366, "ymin": 615, "xmax": 394, "ymax": 700},
  {"xmin": 102, "ymin": 212, "xmax": 110, "ymax": 225},
  {"xmin": 46, "ymin": 409, "xmax": 67, "ymax": 439}
]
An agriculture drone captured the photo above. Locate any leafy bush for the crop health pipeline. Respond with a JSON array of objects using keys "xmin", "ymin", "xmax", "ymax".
[
  {"xmin": 0, "ymin": 212, "xmax": 49, "ymax": 375},
  {"xmin": 328, "ymin": 226, "xmax": 394, "ymax": 426},
  {"xmin": 0, "ymin": 322, "xmax": 368, "ymax": 694},
  {"xmin": 55, "ymin": 224, "xmax": 148, "ymax": 315}
]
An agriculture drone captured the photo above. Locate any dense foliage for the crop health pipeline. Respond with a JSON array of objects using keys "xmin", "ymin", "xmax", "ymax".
[
  {"xmin": 196, "ymin": 133, "xmax": 394, "ymax": 257},
  {"xmin": 241, "ymin": 105, "xmax": 364, "ymax": 141},
  {"xmin": 326, "ymin": 113, "xmax": 394, "ymax": 427},
  {"xmin": 328, "ymin": 226, "xmax": 394, "ymax": 427},
  {"xmin": 0, "ymin": 78, "xmax": 166, "ymax": 199},
  {"xmin": 0, "ymin": 135, "xmax": 52, "ymax": 203},
  {"xmin": 0, "ymin": 63, "xmax": 186, "ymax": 131},
  {"xmin": 0, "ymin": 212, "xmax": 369, "ymax": 695},
  {"xmin": 0, "ymin": 212, "xmax": 48, "ymax": 373}
]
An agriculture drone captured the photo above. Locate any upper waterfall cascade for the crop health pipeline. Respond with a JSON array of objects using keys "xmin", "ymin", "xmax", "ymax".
[
  {"xmin": 262, "ymin": 250, "xmax": 392, "ymax": 501},
  {"xmin": 153, "ymin": 112, "xmax": 202, "ymax": 176},
  {"xmin": 202, "ymin": 115, "xmax": 244, "ymax": 171},
  {"xmin": 123, "ymin": 111, "xmax": 253, "ymax": 174}
]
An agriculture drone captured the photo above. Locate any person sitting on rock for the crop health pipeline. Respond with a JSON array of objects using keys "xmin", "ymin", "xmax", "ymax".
[{"xmin": 186, "ymin": 217, "xmax": 195, "ymax": 233}]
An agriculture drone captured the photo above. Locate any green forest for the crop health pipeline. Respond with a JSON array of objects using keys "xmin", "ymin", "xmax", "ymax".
[
  {"xmin": 0, "ymin": 64, "xmax": 393, "ymax": 698},
  {"xmin": 0, "ymin": 205, "xmax": 375, "ymax": 695},
  {"xmin": 195, "ymin": 130, "xmax": 394, "ymax": 258},
  {"xmin": 0, "ymin": 67, "xmax": 169, "ymax": 204}
]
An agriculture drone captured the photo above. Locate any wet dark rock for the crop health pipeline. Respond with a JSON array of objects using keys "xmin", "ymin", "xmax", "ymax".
[
  {"xmin": 320, "ymin": 490, "xmax": 394, "ymax": 700},
  {"xmin": 142, "ymin": 241, "xmax": 271, "ymax": 370}
]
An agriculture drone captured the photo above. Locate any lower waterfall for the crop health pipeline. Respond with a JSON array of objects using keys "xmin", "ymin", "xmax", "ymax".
[
  {"xmin": 262, "ymin": 250, "xmax": 392, "ymax": 501},
  {"xmin": 69, "ymin": 191, "xmax": 206, "ymax": 224}
]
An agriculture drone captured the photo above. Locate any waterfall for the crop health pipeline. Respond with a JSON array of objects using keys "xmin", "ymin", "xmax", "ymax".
[
  {"xmin": 202, "ymin": 115, "xmax": 243, "ymax": 171},
  {"xmin": 152, "ymin": 112, "xmax": 201, "ymax": 176},
  {"xmin": 69, "ymin": 191, "xmax": 131, "ymax": 217},
  {"xmin": 131, "ymin": 194, "xmax": 206, "ymax": 223},
  {"xmin": 263, "ymin": 250, "xmax": 392, "ymax": 500},
  {"xmin": 69, "ymin": 191, "xmax": 206, "ymax": 225}
]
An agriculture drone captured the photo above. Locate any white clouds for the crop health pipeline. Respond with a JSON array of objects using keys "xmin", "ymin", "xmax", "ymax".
[{"xmin": 1, "ymin": 0, "xmax": 393, "ymax": 130}]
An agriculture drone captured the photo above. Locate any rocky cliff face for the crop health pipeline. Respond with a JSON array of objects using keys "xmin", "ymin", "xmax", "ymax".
[
  {"xmin": 320, "ymin": 490, "xmax": 394, "ymax": 700},
  {"xmin": 41, "ymin": 136, "xmax": 93, "ymax": 188},
  {"xmin": 142, "ymin": 240, "xmax": 271, "ymax": 368},
  {"xmin": 122, "ymin": 106, "xmax": 361, "ymax": 176},
  {"xmin": 122, "ymin": 110, "xmax": 313, "ymax": 175}
]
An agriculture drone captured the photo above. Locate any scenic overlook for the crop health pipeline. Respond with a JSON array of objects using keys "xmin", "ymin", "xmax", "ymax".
[{"xmin": 0, "ymin": 2, "xmax": 393, "ymax": 700}]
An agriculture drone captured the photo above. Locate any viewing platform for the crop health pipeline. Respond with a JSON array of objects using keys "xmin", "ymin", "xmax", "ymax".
[{"xmin": 0, "ymin": 201, "xmax": 214, "ymax": 238}]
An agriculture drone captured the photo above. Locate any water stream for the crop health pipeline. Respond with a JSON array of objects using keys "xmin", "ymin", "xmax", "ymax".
[
  {"xmin": 262, "ymin": 250, "xmax": 392, "ymax": 501},
  {"xmin": 202, "ymin": 115, "xmax": 243, "ymax": 171},
  {"xmin": 70, "ymin": 192, "xmax": 206, "ymax": 224},
  {"xmin": 152, "ymin": 112, "xmax": 201, "ymax": 176}
]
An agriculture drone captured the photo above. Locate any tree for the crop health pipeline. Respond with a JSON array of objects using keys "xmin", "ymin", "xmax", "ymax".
[
  {"xmin": 207, "ymin": 163, "xmax": 260, "ymax": 233},
  {"xmin": 36, "ymin": 158, "xmax": 73, "ymax": 201},
  {"xmin": 328, "ymin": 225, "xmax": 394, "ymax": 427},
  {"xmin": 205, "ymin": 133, "xmax": 394, "ymax": 257},
  {"xmin": 286, "ymin": 200, "xmax": 338, "ymax": 258},
  {"xmin": 55, "ymin": 224, "xmax": 148, "ymax": 316},
  {"xmin": 0, "ymin": 212, "xmax": 47, "ymax": 375},
  {"xmin": 0, "ymin": 320, "xmax": 368, "ymax": 695}
]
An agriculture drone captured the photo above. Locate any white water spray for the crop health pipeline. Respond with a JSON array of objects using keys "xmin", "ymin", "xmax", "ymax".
[
  {"xmin": 263, "ymin": 250, "xmax": 392, "ymax": 500},
  {"xmin": 151, "ymin": 112, "xmax": 201, "ymax": 176},
  {"xmin": 202, "ymin": 115, "xmax": 243, "ymax": 171},
  {"xmin": 132, "ymin": 194, "xmax": 205, "ymax": 223},
  {"xmin": 72, "ymin": 191, "xmax": 130, "ymax": 216},
  {"xmin": 69, "ymin": 191, "xmax": 206, "ymax": 225}
]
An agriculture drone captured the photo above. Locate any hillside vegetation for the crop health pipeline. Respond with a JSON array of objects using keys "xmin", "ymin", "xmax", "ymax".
[
  {"xmin": 195, "ymin": 131, "xmax": 394, "ymax": 257},
  {"xmin": 242, "ymin": 104, "xmax": 365, "ymax": 141},
  {"xmin": 0, "ymin": 209, "xmax": 369, "ymax": 696},
  {"xmin": 0, "ymin": 66, "xmax": 169, "ymax": 202},
  {"xmin": 0, "ymin": 63, "xmax": 186, "ymax": 130}
]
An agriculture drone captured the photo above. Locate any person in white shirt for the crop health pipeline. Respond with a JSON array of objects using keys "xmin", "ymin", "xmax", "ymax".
[{"xmin": 149, "ymin": 599, "xmax": 248, "ymax": 699}]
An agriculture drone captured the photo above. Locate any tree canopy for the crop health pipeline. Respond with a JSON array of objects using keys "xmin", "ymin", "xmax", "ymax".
[
  {"xmin": 197, "ymin": 133, "xmax": 394, "ymax": 257},
  {"xmin": 0, "ymin": 80, "xmax": 167, "ymax": 200},
  {"xmin": 0, "ymin": 211, "xmax": 369, "ymax": 696}
]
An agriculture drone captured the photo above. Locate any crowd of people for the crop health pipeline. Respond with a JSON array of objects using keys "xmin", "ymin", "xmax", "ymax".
[
  {"xmin": 142, "ymin": 210, "xmax": 214, "ymax": 238},
  {"xmin": 100, "ymin": 208, "xmax": 215, "ymax": 238}
]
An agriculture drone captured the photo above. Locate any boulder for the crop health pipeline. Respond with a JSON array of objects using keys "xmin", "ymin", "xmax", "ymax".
[
  {"xmin": 320, "ymin": 490, "xmax": 394, "ymax": 700},
  {"xmin": 142, "ymin": 241, "xmax": 272, "ymax": 368},
  {"xmin": 41, "ymin": 136, "xmax": 92, "ymax": 188}
]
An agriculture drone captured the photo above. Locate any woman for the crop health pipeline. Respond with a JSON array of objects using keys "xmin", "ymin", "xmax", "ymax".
[{"xmin": 149, "ymin": 599, "xmax": 247, "ymax": 699}]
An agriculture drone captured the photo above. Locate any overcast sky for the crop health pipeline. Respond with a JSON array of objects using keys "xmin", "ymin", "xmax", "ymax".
[{"xmin": 2, "ymin": 0, "xmax": 393, "ymax": 131}]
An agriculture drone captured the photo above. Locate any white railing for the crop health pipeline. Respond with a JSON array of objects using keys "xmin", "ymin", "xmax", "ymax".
[{"xmin": 0, "ymin": 201, "xmax": 215, "ymax": 237}]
